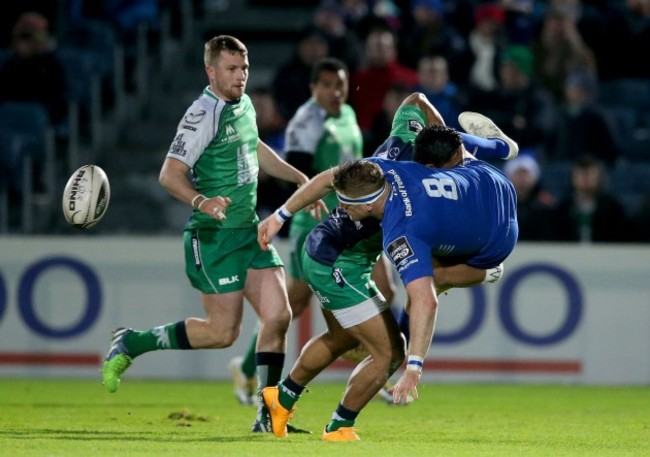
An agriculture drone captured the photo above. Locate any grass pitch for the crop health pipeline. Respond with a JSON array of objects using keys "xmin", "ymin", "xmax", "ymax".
[{"xmin": 0, "ymin": 379, "xmax": 647, "ymax": 456}]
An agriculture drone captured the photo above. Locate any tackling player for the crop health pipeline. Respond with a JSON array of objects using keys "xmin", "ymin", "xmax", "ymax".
[{"xmin": 256, "ymin": 92, "xmax": 519, "ymax": 441}]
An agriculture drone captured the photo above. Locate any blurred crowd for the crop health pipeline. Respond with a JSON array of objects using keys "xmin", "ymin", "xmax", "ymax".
[
  {"xmin": 255, "ymin": 0, "xmax": 650, "ymax": 243},
  {"xmin": 0, "ymin": 0, "xmax": 648, "ymax": 242},
  {"xmin": 0, "ymin": 0, "xmax": 173, "ymax": 232}
]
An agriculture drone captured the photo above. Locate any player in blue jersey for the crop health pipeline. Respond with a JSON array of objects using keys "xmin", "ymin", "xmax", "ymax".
[{"xmin": 257, "ymin": 93, "xmax": 518, "ymax": 441}]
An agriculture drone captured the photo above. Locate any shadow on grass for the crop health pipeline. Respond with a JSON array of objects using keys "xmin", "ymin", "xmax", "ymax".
[{"xmin": 0, "ymin": 429, "xmax": 272, "ymax": 443}]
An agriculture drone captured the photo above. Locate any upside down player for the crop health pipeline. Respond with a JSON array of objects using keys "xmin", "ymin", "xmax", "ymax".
[{"xmin": 255, "ymin": 92, "xmax": 519, "ymax": 441}]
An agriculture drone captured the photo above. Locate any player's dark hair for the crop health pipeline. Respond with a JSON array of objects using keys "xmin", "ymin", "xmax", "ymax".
[
  {"xmin": 204, "ymin": 35, "xmax": 247, "ymax": 65},
  {"xmin": 413, "ymin": 124, "xmax": 463, "ymax": 167},
  {"xmin": 333, "ymin": 160, "xmax": 385, "ymax": 197},
  {"xmin": 311, "ymin": 57, "xmax": 348, "ymax": 84}
]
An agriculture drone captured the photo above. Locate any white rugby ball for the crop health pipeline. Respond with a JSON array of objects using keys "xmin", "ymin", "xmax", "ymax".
[{"xmin": 62, "ymin": 164, "xmax": 111, "ymax": 229}]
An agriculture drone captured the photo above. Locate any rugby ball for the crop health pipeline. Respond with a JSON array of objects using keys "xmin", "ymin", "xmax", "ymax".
[{"xmin": 62, "ymin": 165, "xmax": 111, "ymax": 229}]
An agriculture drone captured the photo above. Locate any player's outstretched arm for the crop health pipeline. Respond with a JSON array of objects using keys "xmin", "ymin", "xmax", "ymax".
[
  {"xmin": 257, "ymin": 168, "xmax": 336, "ymax": 250},
  {"xmin": 400, "ymin": 92, "xmax": 446, "ymax": 126},
  {"xmin": 390, "ymin": 276, "xmax": 439, "ymax": 404},
  {"xmin": 257, "ymin": 139, "xmax": 309, "ymax": 186}
]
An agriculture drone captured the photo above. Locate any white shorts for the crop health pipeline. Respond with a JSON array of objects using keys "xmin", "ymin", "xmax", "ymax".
[{"xmin": 330, "ymin": 294, "xmax": 389, "ymax": 329}]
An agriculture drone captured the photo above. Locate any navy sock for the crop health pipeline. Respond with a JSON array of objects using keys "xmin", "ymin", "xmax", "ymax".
[
  {"xmin": 256, "ymin": 352, "xmax": 285, "ymax": 388},
  {"xmin": 460, "ymin": 132, "xmax": 508, "ymax": 160},
  {"xmin": 327, "ymin": 403, "xmax": 359, "ymax": 432}
]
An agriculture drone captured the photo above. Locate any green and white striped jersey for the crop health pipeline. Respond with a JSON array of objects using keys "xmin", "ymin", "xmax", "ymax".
[{"xmin": 166, "ymin": 87, "xmax": 260, "ymax": 229}]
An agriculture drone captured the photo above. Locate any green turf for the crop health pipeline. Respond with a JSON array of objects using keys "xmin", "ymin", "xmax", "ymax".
[{"xmin": 0, "ymin": 379, "xmax": 647, "ymax": 456}]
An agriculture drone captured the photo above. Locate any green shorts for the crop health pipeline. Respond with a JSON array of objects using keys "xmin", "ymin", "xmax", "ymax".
[
  {"xmin": 302, "ymin": 251, "xmax": 388, "ymax": 328},
  {"xmin": 184, "ymin": 226, "xmax": 283, "ymax": 294}
]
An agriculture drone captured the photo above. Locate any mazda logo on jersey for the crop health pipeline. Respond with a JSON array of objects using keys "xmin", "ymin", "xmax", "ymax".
[
  {"xmin": 184, "ymin": 109, "xmax": 206, "ymax": 124},
  {"xmin": 387, "ymin": 236, "xmax": 414, "ymax": 266}
]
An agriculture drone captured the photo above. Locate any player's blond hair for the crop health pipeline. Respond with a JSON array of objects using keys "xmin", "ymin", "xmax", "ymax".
[
  {"xmin": 204, "ymin": 35, "xmax": 247, "ymax": 66},
  {"xmin": 333, "ymin": 160, "xmax": 385, "ymax": 198}
]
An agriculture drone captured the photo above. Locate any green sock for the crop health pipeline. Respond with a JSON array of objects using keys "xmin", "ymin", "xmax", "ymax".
[
  {"xmin": 326, "ymin": 403, "xmax": 358, "ymax": 432},
  {"xmin": 241, "ymin": 329, "xmax": 258, "ymax": 378},
  {"xmin": 278, "ymin": 376, "xmax": 305, "ymax": 410},
  {"xmin": 326, "ymin": 418, "xmax": 355, "ymax": 432},
  {"xmin": 124, "ymin": 321, "xmax": 191, "ymax": 358}
]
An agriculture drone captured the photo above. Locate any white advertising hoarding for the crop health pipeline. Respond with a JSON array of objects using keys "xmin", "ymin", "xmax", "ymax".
[{"xmin": 0, "ymin": 237, "xmax": 648, "ymax": 385}]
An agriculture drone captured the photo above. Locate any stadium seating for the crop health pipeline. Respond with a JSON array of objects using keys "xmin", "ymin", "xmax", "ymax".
[
  {"xmin": 541, "ymin": 160, "xmax": 573, "ymax": 201},
  {"xmin": 0, "ymin": 102, "xmax": 56, "ymax": 233},
  {"xmin": 610, "ymin": 161, "xmax": 650, "ymax": 217},
  {"xmin": 600, "ymin": 79, "xmax": 650, "ymax": 162},
  {"xmin": 59, "ymin": 19, "xmax": 126, "ymax": 153},
  {"xmin": 599, "ymin": 78, "xmax": 650, "ymax": 111}
]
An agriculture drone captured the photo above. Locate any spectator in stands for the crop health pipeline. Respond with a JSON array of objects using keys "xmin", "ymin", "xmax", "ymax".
[
  {"xmin": 398, "ymin": 0, "xmax": 467, "ymax": 77},
  {"xmin": 333, "ymin": 0, "xmax": 402, "ymax": 38},
  {"xmin": 250, "ymin": 86, "xmax": 292, "ymax": 227},
  {"xmin": 549, "ymin": 69, "xmax": 621, "ymax": 166},
  {"xmin": 364, "ymin": 83, "xmax": 412, "ymax": 156},
  {"xmin": 549, "ymin": 154, "xmax": 628, "ymax": 243},
  {"xmin": 545, "ymin": 0, "xmax": 611, "ymax": 78},
  {"xmin": 0, "ymin": 12, "xmax": 68, "ymax": 136},
  {"xmin": 461, "ymin": 3, "xmax": 508, "ymax": 94},
  {"xmin": 532, "ymin": 5, "xmax": 598, "ymax": 101},
  {"xmin": 312, "ymin": 1, "xmax": 363, "ymax": 72},
  {"xmin": 504, "ymin": 153, "xmax": 556, "ymax": 240},
  {"xmin": 467, "ymin": 45, "xmax": 557, "ymax": 158},
  {"xmin": 0, "ymin": 11, "xmax": 68, "ymax": 199},
  {"xmin": 600, "ymin": 0, "xmax": 650, "ymax": 79},
  {"xmin": 348, "ymin": 26, "xmax": 418, "ymax": 134},
  {"xmin": 500, "ymin": 0, "xmax": 542, "ymax": 45},
  {"xmin": 414, "ymin": 54, "xmax": 465, "ymax": 130},
  {"xmin": 272, "ymin": 27, "xmax": 329, "ymax": 123},
  {"xmin": 630, "ymin": 192, "xmax": 650, "ymax": 242},
  {"xmin": 64, "ymin": 0, "xmax": 160, "ymax": 93}
]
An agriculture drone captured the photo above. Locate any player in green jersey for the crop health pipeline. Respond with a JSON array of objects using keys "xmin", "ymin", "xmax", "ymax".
[
  {"xmin": 100, "ymin": 35, "xmax": 315, "ymax": 433},
  {"xmin": 229, "ymin": 57, "xmax": 399, "ymax": 405},
  {"xmin": 257, "ymin": 93, "xmax": 519, "ymax": 441}
]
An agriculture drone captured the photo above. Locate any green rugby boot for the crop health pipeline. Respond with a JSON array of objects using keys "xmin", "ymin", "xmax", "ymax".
[{"xmin": 101, "ymin": 328, "xmax": 133, "ymax": 393}]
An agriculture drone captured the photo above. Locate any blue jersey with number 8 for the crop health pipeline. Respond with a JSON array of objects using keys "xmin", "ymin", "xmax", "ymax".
[{"xmin": 367, "ymin": 157, "xmax": 518, "ymax": 286}]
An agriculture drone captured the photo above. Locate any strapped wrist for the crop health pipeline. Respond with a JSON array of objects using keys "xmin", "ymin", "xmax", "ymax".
[
  {"xmin": 274, "ymin": 205, "xmax": 293, "ymax": 224},
  {"xmin": 406, "ymin": 355, "xmax": 424, "ymax": 373},
  {"xmin": 191, "ymin": 194, "xmax": 207, "ymax": 209}
]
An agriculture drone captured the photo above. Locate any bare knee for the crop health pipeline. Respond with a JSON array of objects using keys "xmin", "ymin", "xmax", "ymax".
[
  {"xmin": 433, "ymin": 268, "xmax": 452, "ymax": 291},
  {"xmin": 200, "ymin": 324, "xmax": 240, "ymax": 348},
  {"xmin": 288, "ymin": 279, "xmax": 312, "ymax": 318}
]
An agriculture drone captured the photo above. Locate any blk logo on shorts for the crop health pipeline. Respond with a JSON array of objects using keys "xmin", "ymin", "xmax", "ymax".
[
  {"xmin": 332, "ymin": 268, "xmax": 345, "ymax": 288},
  {"xmin": 219, "ymin": 275, "xmax": 240, "ymax": 285}
]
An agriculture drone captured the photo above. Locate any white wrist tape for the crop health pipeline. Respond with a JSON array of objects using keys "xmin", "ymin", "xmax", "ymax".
[
  {"xmin": 406, "ymin": 355, "xmax": 424, "ymax": 373},
  {"xmin": 273, "ymin": 205, "xmax": 293, "ymax": 224},
  {"xmin": 191, "ymin": 194, "xmax": 206, "ymax": 209}
]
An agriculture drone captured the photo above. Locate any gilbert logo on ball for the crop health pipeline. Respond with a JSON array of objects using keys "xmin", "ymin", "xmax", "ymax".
[{"xmin": 62, "ymin": 164, "xmax": 111, "ymax": 229}]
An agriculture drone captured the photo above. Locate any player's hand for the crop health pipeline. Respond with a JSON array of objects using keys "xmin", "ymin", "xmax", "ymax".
[
  {"xmin": 257, "ymin": 215, "xmax": 283, "ymax": 251},
  {"xmin": 306, "ymin": 199, "xmax": 329, "ymax": 221},
  {"xmin": 200, "ymin": 196, "xmax": 231, "ymax": 221},
  {"xmin": 389, "ymin": 369, "xmax": 420, "ymax": 404}
]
